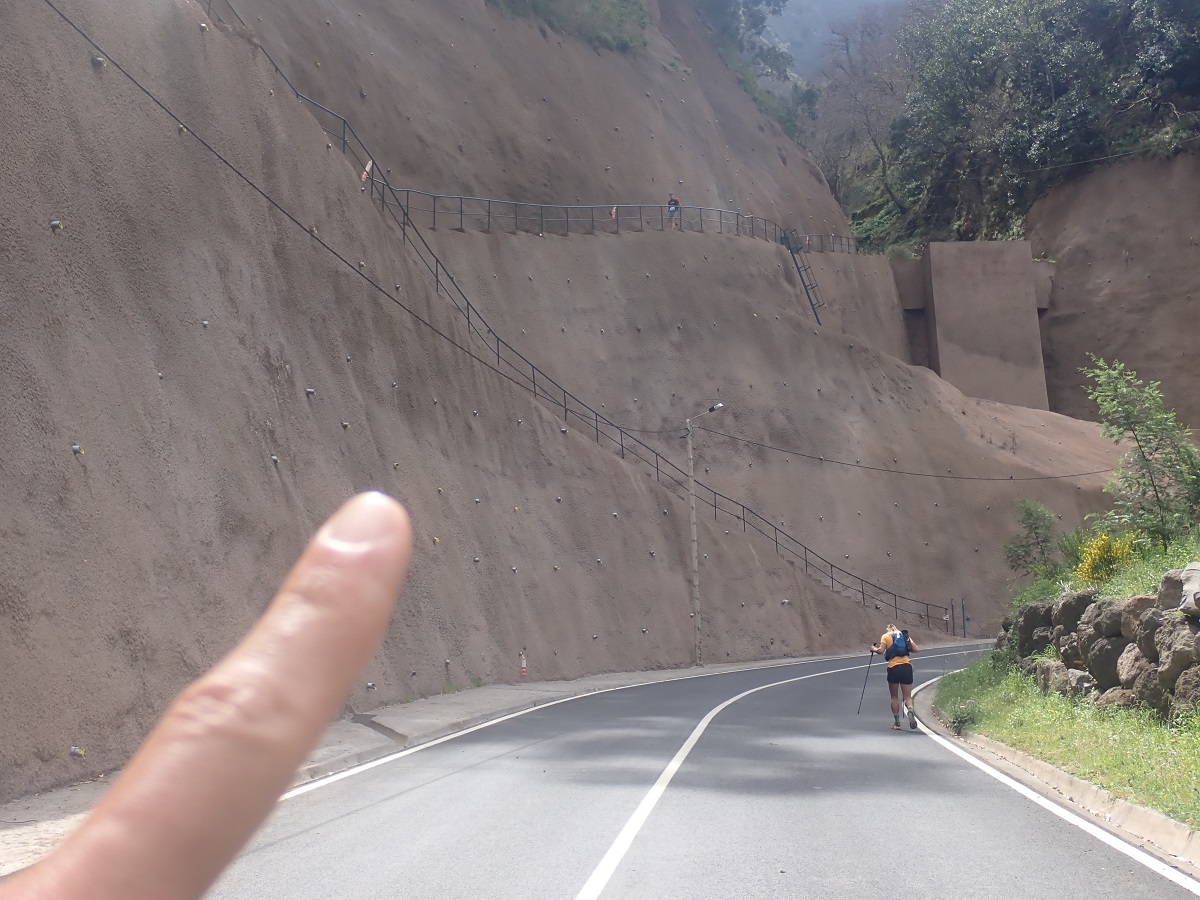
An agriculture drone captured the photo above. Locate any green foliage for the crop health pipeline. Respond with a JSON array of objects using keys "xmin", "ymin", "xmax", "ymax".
[
  {"xmin": 1091, "ymin": 527, "xmax": 1200, "ymax": 597},
  {"xmin": 696, "ymin": 1, "xmax": 817, "ymax": 137},
  {"xmin": 1003, "ymin": 499, "xmax": 1077, "ymax": 609},
  {"xmin": 698, "ymin": 0, "xmax": 788, "ymax": 49},
  {"xmin": 938, "ymin": 651, "xmax": 1018, "ymax": 717},
  {"xmin": 938, "ymin": 657, "xmax": 1200, "ymax": 828},
  {"xmin": 1003, "ymin": 499, "xmax": 1062, "ymax": 578},
  {"xmin": 1084, "ymin": 356, "xmax": 1200, "ymax": 550},
  {"xmin": 1013, "ymin": 573, "xmax": 1067, "ymax": 608},
  {"xmin": 1002, "ymin": 359, "xmax": 1199, "ymax": 607},
  {"xmin": 943, "ymin": 697, "xmax": 981, "ymax": 734},
  {"xmin": 756, "ymin": 43, "xmax": 794, "ymax": 80},
  {"xmin": 1014, "ymin": 527, "xmax": 1200, "ymax": 602},
  {"xmin": 1057, "ymin": 526, "xmax": 1090, "ymax": 573},
  {"xmin": 806, "ymin": 0, "xmax": 1200, "ymax": 249},
  {"xmin": 487, "ymin": 0, "xmax": 648, "ymax": 51}
]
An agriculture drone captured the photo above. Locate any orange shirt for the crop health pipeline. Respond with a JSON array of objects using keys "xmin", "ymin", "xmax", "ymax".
[{"xmin": 880, "ymin": 631, "xmax": 911, "ymax": 668}]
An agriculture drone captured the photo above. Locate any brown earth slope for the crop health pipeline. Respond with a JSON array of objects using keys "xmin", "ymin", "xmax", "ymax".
[
  {"xmin": 0, "ymin": 0, "xmax": 936, "ymax": 804},
  {"xmin": 234, "ymin": 0, "xmax": 848, "ymax": 234},
  {"xmin": 0, "ymin": 0, "xmax": 1119, "ymax": 806},
  {"xmin": 1027, "ymin": 153, "xmax": 1200, "ymax": 429},
  {"xmin": 235, "ymin": 0, "xmax": 1119, "ymax": 613},
  {"xmin": 428, "ymin": 225, "xmax": 1117, "ymax": 624}
]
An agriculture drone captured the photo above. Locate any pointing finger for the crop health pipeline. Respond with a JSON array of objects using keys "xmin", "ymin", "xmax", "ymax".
[{"xmin": 12, "ymin": 492, "xmax": 412, "ymax": 900}]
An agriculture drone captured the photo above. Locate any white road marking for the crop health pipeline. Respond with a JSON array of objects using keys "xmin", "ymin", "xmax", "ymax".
[
  {"xmin": 914, "ymin": 678, "xmax": 1200, "ymax": 897},
  {"xmin": 574, "ymin": 661, "xmax": 864, "ymax": 900},
  {"xmin": 286, "ymin": 648, "xmax": 980, "ymax": 801},
  {"xmin": 572, "ymin": 649, "xmax": 972, "ymax": 900},
  {"xmin": 283, "ymin": 654, "xmax": 851, "ymax": 799}
]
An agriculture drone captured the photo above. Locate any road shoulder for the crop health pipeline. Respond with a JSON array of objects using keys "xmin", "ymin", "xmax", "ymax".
[
  {"xmin": 914, "ymin": 679, "xmax": 1200, "ymax": 881},
  {"xmin": 5, "ymin": 647, "xmax": 937, "ymax": 876}
]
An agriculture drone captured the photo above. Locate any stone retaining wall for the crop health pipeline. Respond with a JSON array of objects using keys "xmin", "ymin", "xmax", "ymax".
[{"xmin": 1001, "ymin": 564, "xmax": 1200, "ymax": 719}]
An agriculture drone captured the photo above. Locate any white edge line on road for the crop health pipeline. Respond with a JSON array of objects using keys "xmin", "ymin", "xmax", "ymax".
[
  {"xmin": 913, "ymin": 677, "xmax": 1200, "ymax": 897},
  {"xmin": 573, "ymin": 660, "xmax": 884, "ymax": 900},
  {"xmin": 284, "ymin": 648, "xmax": 980, "ymax": 801}
]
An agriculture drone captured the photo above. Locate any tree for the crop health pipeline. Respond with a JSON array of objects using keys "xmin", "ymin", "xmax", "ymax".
[
  {"xmin": 1003, "ymin": 499, "xmax": 1061, "ymax": 578},
  {"xmin": 698, "ymin": 0, "xmax": 790, "ymax": 51},
  {"xmin": 1084, "ymin": 356, "xmax": 1200, "ymax": 550},
  {"xmin": 742, "ymin": 0, "xmax": 791, "ymax": 42},
  {"xmin": 893, "ymin": 0, "xmax": 1113, "ymax": 240},
  {"xmin": 801, "ymin": 0, "xmax": 1200, "ymax": 249},
  {"xmin": 817, "ymin": 7, "xmax": 910, "ymax": 215},
  {"xmin": 755, "ymin": 43, "xmax": 794, "ymax": 79}
]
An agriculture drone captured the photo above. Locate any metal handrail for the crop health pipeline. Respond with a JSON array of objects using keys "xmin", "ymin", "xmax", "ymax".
[
  {"xmin": 380, "ymin": 188, "xmax": 858, "ymax": 252},
  {"xmin": 202, "ymin": 0, "xmax": 943, "ymax": 630}
]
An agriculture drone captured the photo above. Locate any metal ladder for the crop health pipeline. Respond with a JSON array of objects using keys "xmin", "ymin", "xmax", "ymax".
[{"xmin": 782, "ymin": 229, "xmax": 825, "ymax": 326}]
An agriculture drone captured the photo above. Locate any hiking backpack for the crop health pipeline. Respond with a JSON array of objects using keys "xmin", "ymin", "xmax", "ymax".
[{"xmin": 885, "ymin": 630, "xmax": 909, "ymax": 660}]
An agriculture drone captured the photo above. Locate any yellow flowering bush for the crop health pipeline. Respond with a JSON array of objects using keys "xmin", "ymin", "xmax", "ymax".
[{"xmin": 1074, "ymin": 533, "xmax": 1136, "ymax": 586}]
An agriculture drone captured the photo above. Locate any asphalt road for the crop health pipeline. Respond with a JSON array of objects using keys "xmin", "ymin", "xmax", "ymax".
[{"xmin": 209, "ymin": 648, "xmax": 1197, "ymax": 899}]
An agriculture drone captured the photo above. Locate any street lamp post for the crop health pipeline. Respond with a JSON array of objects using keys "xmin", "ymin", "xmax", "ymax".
[{"xmin": 685, "ymin": 403, "xmax": 724, "ymax": 666}]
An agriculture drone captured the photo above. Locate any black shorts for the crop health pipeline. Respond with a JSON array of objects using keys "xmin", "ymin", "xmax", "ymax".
[{"xmin": 886, "ymin": 663, "xmax": 914, "ymax": 685}]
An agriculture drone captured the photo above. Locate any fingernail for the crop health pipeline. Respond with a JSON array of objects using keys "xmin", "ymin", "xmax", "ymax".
[{"xmin": 320, "ymin": 492, "xmax": 402, "ymax": 550}]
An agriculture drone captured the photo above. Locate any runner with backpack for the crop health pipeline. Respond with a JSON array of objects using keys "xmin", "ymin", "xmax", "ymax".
[{"xmin": 871, "ymin": 624, "xmax": 920, "ymax": 730}]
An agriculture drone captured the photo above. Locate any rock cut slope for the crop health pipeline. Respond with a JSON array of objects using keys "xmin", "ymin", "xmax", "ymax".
[
  {"xmin": 0, "ymin": 0, "xmax": 942, "ymax": 804},
  {"xmin": 1027, "ymin": 153, "xmax": 1200, "ymax": 430},
  {"xmin": 235, "ymin": 0, "xmax": 848, "ymax": 234},
  {"xmin": 428, "ymin": 224, "xmax": 1118, "ymax": 629},
  {"xmin": 231, "ymin": 0, "xmax": 1119, "ymax": 620}
]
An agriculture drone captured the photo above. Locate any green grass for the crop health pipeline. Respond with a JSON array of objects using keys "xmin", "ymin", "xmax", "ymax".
[
  {"xmin": 487, "ymin": 0, "xmax": 648, "ymax": 51},
  {"xmin": 1012, "ymin": 572, "xmax": 1070, "ymax": 608},
  {"xmin": 938, "ymin": 656, "xmax": 1200, "ymax": 828},
  {"xmin": 1093, "ymin": 529, "xmax": 1200, "ymax": 599},
  {"xmin": 1008, "ymin": 528, "xmax": 1200, "ymax": 610}
]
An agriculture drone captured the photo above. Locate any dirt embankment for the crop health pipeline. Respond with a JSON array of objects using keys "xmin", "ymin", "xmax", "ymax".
[
  {"xmin": 1027, "ymin": 153, "xmax": 1200, "ymax": 429},
  {"xmin": 233, "ymin": 0, "xmax": 848, "ymax": 236},
  {"xmin": 0, "ymin": 0, "xmax": 1121, "ymax": 807},
  {"xmin": 427, "ymin": 225, "xmax": 1117, "ymax": 633},
  {"xmin": 0, "ymin": 0, "xmax": 943, "ymax": 805}
]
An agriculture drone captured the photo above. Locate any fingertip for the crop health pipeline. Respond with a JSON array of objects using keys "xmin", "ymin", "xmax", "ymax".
[{"xmin": 318, "ymin": 491, "xmax": 412, "ymax": 554}]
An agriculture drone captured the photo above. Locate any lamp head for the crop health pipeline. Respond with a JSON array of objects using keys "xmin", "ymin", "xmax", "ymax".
[{"xmin": 710, "ymin": 403, "xmax": 723, "ymax": 412}]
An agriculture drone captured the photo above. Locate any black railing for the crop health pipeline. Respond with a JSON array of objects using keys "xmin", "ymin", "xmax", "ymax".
[
  {"xmin": 789, "ymin": 233, "xmax": 858, "ymax": 254},
  {"xmin": 382, "ymin": 189, "xmax": 858, "ymax": 253},
  {"xmin": 202, "ymin": 0, "xmax": 945, "ymax": 631}
]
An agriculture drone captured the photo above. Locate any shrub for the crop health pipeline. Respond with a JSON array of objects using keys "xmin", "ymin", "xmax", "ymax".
[
  {"xmin": 1084, "ymin": 357, "xmax": 1200, "ymax": 551},
  {"xmin": 943, "ymin": 698, "xmax": 981, "ymax": 735},
  {"xmin": 1074, "ymin": 532, "xmax": 1136, "ymax": 586},
  {"xmin": 1092, "ymin": 527, "xmax": 1200, "ymax": 597},
  {"xmin": 1003, "ymin": 499, "xmax": 1062, "ymax": 579},
  {"xmin": 1057, "ymin": 526, "xmax": 1090, "ymax": 573}
]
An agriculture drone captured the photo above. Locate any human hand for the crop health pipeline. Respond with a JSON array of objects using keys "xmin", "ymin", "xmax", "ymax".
[{"xmin": 2, "ymin": 492, "xmax": 412, "ymax": 900}]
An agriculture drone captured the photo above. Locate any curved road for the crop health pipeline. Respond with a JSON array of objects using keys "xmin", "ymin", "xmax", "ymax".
[{"xmin": 211, "ymin": 650, "xmax": 1197, "ymax": 899}]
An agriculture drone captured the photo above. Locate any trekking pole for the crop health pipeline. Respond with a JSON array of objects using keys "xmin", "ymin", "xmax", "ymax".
[{"xmin": 857, "ymin": 649, "xmax": 875, "ymax": 714}]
